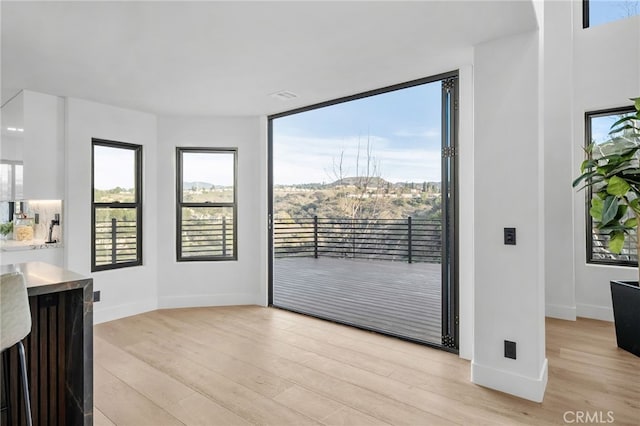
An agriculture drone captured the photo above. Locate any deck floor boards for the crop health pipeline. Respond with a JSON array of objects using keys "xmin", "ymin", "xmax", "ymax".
[{"xmin": 273, "ymin": 257, "xmax": 442, "ymax": 344}]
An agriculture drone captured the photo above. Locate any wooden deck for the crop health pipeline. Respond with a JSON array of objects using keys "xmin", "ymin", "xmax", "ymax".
[{"xmin": 273, "ymin": 257, "xmax": 442, "ymax": 344}]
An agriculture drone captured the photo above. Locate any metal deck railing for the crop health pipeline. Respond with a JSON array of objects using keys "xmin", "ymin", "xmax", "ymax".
[{"xmin": 274, "ymin": 216, "xmax": 441, "ymax": 263}]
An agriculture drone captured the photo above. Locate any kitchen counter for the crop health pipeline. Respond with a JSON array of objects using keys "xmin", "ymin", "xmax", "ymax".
[
  {"xmin": 0, "ymin": 239, "xmax": 63, "ymax": 251},
  {"xmin": 0, "ymin": 262, "xmax": 93, "ymax": 425}
]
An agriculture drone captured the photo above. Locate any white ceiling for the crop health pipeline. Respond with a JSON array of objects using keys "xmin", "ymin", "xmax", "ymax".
[{"xmin": 1, "ymin": 1, "xmax": 537, "ymax": 117}]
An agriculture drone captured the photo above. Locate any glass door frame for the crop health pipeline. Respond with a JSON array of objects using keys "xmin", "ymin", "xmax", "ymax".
[{"xmin": 267, "ymin": 71, "xmax": 459, "ymax": 351}]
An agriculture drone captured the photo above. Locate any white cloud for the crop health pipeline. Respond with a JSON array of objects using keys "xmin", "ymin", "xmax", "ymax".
[
  {"xmin": 393, "ymin": 128, "xmax": 440, "ymax": 140},
  {"xmin": 274, "ymin": 133, "xmax": 441, "ymax": 184}
]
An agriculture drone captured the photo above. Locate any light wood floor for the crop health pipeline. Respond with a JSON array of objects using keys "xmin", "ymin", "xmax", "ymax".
[{"xmin": 94, "ymin": 306, "xmax": 640, "ymax": 425}]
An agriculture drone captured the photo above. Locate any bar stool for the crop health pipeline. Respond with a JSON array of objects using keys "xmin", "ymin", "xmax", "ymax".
[{"xmin": 1, "ymin": 272, "xmax": 33, "ymax": 426}]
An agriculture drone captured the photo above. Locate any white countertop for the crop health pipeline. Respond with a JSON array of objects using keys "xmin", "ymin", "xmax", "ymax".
[
  {"xmin": 0, "ymin": 261, "xmax": 88, "ymax": 290},
  {"xmin": 0, "ymin": 239, "xmax": 63, "ymax": 251}
]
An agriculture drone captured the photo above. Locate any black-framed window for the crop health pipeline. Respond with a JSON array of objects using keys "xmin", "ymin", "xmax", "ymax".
[
  {"xmin": 176, "ymin": 148, "xmax": 237, "ymax": 261},
  {"xmin": 91, "ymin": 139, "xmax": 143, "ymax": 271},
  {"xmin": 585, "ymin": 107, "xmax": 637, "ymax": 266},
  {"xmin": 583, "ymin": 0, "xmax": 640, "ymax": 28}
]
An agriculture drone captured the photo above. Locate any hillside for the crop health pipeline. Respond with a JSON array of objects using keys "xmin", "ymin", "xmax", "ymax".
[{"xmin": 274, "ymin": 179, "xmax": 441, "ymax": 221}]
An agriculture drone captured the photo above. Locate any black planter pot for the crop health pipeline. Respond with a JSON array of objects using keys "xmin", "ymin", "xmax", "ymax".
[{"xmin": 610, "ymin": 280, "xmax": 640, "ymax": 357}]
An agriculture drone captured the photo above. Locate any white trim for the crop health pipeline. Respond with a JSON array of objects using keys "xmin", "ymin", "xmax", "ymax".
[
  {"xmin": 458, "ymin": 63, "xmax": 474, "ymax": 361},
  {"xmin": 471, "ymin": 358, "xmax": 548, "ymax": 403},
  {"xmin": 93, "ymin": 299, "xmax": 157, "ymax": 324},
  {"xmin": 545, "ymin": 304, "xmax": 577, "ymax": 321},
  {"xmin": 158, "ymin": 293, "xmax": 262, "ymax": 309},
  {"xmin": 576, "ymin": 303, "xmax": 613, "ymax": 322}
]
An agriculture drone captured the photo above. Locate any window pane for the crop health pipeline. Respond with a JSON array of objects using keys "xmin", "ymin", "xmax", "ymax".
[
  {"xmin": 181, "ymin": 206, "xmax": 234, "ymax": 258},
  {"xmin": 590, "ymin": 112, "xmax": 636, "ymax": 146},
  {"xmin": 94, "ymin": 145, "xmax": 136, "ymax": 202},
  {"xmin": 181, "ymin": 152, "xmax": 234, "ymax": 203},
  {"xmin": 588, "ymin": 109, "xmax": 638, "ymax": 264},
  {"xmin": 588, "ymin": 0, "xmax": 640, "ymax": 27},
  {"xmin": 95, "ymin": 207, "xmax": 139, "ymax": 266}
]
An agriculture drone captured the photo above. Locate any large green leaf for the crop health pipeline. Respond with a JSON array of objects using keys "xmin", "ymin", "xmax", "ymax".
[
  {"xmin": 610, "ymin": 124, "xmax": 636, "ymax": 134},
  {"xmin": 572, "ymin": 170, "xmax": 598, "ymax": 188},
  {"xmin": 614, "ymin": 204, "xmax": 628, "ymax": 221},
  {"xmin": 609, "ymin": 231, "xmax": 625, "ymax": 254},
  {"xmin": 601, "ymin": 196, "xmax": 618, "ymax": 225},
  {"xmin": 624, "ymin": 217, "xmax": 638, "ymax": 228},
  {"xmin": 606, "ymin": 176, "xmax": 631, "ymax": 196},
  {"xmin": 590, "ymin": 197, "xmax": 603, "ymax": 220},
  {"xmin": 606, "ymin": 163, "xmax": 637, "ymax": 177},
  {"xmin": 581, "ymin": 159, "xmax": 598, "ymax": 173},
  {"xmin": 630, "ymin": 198, "xmax": 640, "ymax": 214},
  {"xmin": 598, "ymin": 224, "xmax": 629, "ymax": 234}
]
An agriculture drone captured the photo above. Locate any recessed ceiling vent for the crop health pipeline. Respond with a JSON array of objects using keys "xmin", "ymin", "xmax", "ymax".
[{"xmin": 270, "ymin": 90, "xmax": 298, "ymax": 101}]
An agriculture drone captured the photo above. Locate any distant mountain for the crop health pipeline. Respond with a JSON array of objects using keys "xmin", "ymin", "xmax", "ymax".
[
  {"xmin": 184, "ymin": 181, "xmax": 215, "ymax": 190},
  {"xmin": 328, "ymin": 177, "xmax": 440, "ymax": 190},
  {"xmin": 329, "ymin": 177, "xmax": 390, "ymax": 187}
]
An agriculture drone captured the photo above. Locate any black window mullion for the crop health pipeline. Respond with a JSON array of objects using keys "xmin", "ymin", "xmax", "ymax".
[{"xmin": 583, "ymin": 0, "xmax": 589, "ymax": 28}]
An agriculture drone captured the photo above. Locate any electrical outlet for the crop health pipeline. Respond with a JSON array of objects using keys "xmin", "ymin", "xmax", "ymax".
[
  {"xmin": 504, "ymin": 340, "xmax": 516, "ymax": 359},
  {"xmin": 504, "ymin": 227, "xmax": 516, "ymax": 245},
  {"xmin": 93, "ymin": 291, "xmax": 101, "ymax": 302}
]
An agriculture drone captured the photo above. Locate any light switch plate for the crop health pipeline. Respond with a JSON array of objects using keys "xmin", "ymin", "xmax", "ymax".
[{"xmin": 504, "ymin": 227, "xmax": 516, "ymax": 245}]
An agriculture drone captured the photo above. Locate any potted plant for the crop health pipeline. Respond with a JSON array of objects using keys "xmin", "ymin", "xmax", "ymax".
[
  {"xmin": 0, "ymin": 221, "xmax": 12, "ymax": 240},
  {"xmin": 573, "ymin": 97, "xmax": 640, "ymax": 357}
]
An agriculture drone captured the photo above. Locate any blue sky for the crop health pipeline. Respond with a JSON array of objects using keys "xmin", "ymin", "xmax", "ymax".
[
  {"xmin": 589, "ymin": 0, "xmax": 639, "ymax": 27},
  {"xmin": 591, "ymin": 109, "xmax": 636, "ymax": 145},
  {"xmin": 273, "ymin": 81, "xmax": 442, "ymax": 185}
]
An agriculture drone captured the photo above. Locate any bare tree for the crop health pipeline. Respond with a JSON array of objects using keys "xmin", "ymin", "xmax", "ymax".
[{"xmin": 328, "ymin": 135, "xmax": 388, "ymax": 220}]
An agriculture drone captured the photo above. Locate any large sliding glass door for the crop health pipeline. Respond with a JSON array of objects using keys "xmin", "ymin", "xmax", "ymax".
[{"xmin": 268, "ymin": 72, "xmax": 458, "ymax": 350}]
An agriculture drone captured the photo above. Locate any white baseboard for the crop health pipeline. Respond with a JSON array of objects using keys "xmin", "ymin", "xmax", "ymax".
[
  {"xmin": 471, "ymin": 358, "xmax": 548, "ymax": 402},
  {"xmin": 93, "ymin": 299, "xmax": 158, "ymax": 324},
  {"xmin": 576, "ymin": 303, "xmax": 614, "ymax": 322},
  {"xmin": 545, "ymin": 304, "xmax": 576, "ymax": 320},
  {"xmin": 158, "ymin": 293, "xmax": 261, "ymax": 309}
]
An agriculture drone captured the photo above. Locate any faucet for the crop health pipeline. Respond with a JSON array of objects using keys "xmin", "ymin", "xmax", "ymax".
[{"xmin": 46, "ymin": 214, "xmax": 60, "ymax": 243}]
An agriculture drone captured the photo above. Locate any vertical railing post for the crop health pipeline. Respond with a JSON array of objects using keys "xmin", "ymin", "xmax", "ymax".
[
  {"xmin": 313, "ymin": 215, "xmax": 318, "ymax": 259},
  {"xmin": 222, "ymin": 216, "xmax": 227, "ymax": 256},
  {"xmin": 111, "ymin": 217, "xmax": 117, "ymax": 264},
  {"xmin": 352, "ymin": 218, "xmax": 356, "ymax": 258},
  {"xmin": 408, "ymin": 216, "xmax": 413, "ymax": 264}
]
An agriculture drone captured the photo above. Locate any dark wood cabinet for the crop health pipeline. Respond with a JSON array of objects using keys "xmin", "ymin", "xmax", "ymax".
[{"xmin": 1, "ymin": 262, "xmax": 93, "ymax": 426}]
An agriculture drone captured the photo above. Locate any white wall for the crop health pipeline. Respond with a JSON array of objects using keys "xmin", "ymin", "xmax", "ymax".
[
  {"xmin": 156, "ymin": 116, "xmax": 266, "ymax": 308},
  {"xmin": 538, "ymin": 3, "xmax": 640, "ymax": 323},
  {"xmin": 471, "ymin": 29, "xmax": 547, "ymax": 402},
  {"xmin": 543, "ymin": 0, "xmax": 576, "ymax": 321},
  {"xmin": 572, "ymin": 11, "xmax": 640, "ymax": 321},
  {"xmin": 458, "ymin": 64, "xmax": 475, "ymax": 361},
  {"xmin": 65, "ymin": 97, "xmax": 158, "ymax": 323}
]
